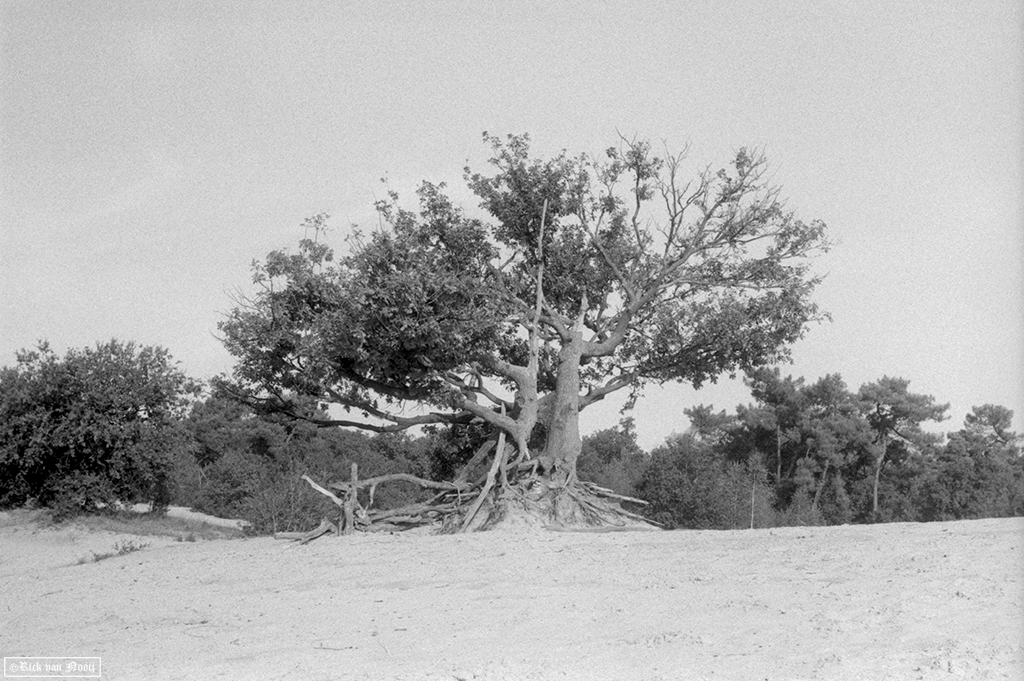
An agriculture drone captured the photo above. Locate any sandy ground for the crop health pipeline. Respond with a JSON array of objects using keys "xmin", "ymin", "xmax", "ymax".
[{"xmin": 1, "ymin": 514, "xmax": 1021, "ymax": 681}]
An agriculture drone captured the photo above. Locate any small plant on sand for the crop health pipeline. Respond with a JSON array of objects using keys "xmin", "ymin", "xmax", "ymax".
[
  {"xmin": 78, "ymin": 539, "xmax": 150, "ymax": 564},
  {"xmin": 114, "ymin": 538, "xmax": 150, "ymax": 555}
]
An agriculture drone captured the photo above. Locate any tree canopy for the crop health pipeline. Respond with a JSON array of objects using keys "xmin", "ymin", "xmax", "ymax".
[
  {"xmin": 0, "ymin": 340, "xmax": 199, "ymax": 516},
  {"xmin": 220, "ymin": 133, "xmax": 829, "ymax": 505}
]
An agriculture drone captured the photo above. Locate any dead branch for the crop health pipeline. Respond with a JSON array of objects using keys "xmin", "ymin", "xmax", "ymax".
[
  {"xmin": 614, "ymin": 506, "xmax": 664, "ymax": 527},
  {"xmin": 273, "ymin": 532, "xmax": 307, "ymax": 540},
  {"xmin": 300, "ymin": 518, "xmax": 338, "ymax": 544},
  {"xmin": 330, "ymin": 473, "xmax": 471, "ymax": 494},
  {"xmin": 454, "ymin": 440, "xmax": 496, "ymax": 485},
  {"xmin": 301, "ymin": 475, "xmax": 346, "ymax": 507},
  {"xmin": 367, "ymin": 501, "xmax": 462, "ymax": 523},
  {"xmin": 460, "ymin": 427, "xmax": 508, "ymax": 532},
  {"xmin": 580, "ymin": 481, "xmax": 650, "ymax": 506},
  {"xmin": 273, "ymin": 517, "xmax": 338, "ymax": 544}
]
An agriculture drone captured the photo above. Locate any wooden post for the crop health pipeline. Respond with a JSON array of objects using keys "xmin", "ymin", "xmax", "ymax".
[{"xmin": 343, "ymin": 462, "xmax": 358, "ymax": 536}]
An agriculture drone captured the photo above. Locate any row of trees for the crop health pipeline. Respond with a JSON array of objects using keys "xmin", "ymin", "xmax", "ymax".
[
  {"xmin": 2, "ymin": 338, "xmax": 1019, "ymax": 531},
  {"xmin": 607, "ymin": 369, "xmax": 1023, "ymax": 528}
]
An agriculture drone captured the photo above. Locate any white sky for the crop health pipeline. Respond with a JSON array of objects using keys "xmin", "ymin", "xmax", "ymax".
[{"xmin": 2, "ymin": 1, "xmax": 1022, "ymax": 450}]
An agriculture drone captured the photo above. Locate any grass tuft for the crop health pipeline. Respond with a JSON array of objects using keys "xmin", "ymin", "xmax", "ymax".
[{"xmin": 78, "ymin": 539, "xmax": 151, "ymax": 564}]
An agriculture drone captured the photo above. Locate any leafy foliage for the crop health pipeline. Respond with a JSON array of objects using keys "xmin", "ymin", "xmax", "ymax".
[
  {"xmin": 0, "ymin": 341, "xmax": 199, "ymax": 518},
  {"xmin": 914, "ymin": 406, "xmax": 1024, "ymax": 521},
  {"xmin": 576, "ymin": 419, "xmax": 648, "ymax": 497},
  {"xmin": 659, "ymin": 369, "xmax": 1022, "ymax": 527},
  {"xmin": 173, "ymin": 395, "xmax": 432, "ymax": 533},
  {"xmin": 636, "ymin": 432, "xmax": 775, "ymax": 529},
  {"xmin": 219, "ymin": 133, "xmax": 829, "ymax": 483}
]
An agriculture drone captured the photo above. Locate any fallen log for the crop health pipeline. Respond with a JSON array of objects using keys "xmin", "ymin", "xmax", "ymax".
[{"xmin": 273, "ymin": 518, "xmax": 338, "ymax": 544}]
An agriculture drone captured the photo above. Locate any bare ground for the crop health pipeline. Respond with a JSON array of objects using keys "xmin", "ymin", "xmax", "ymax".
[{"xmin": 2, "ymin": 512, "xmax": 1021, "ymax": 680}]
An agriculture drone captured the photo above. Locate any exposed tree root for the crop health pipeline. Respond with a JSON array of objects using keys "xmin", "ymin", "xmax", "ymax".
[
  {"xmin": 288, "ymin": 435, "xmax": 660, "ymax": 543},
  {"xmin": 459, "ymin": 430, "xmax": 508, "ymax": 531}
]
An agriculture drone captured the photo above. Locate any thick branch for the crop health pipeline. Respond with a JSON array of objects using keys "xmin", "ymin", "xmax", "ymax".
[
  {"xmin": 326, "ymin": 359, "xmax": 433, "ymax": 403},
  {"xmin": 579, "ymin": 372, "xmax": 637, "ymax": 410},
  {"xmin": 222, "ymin": 384, "xmax": 474, "ymax": 433},
  {"xmin": 459, "ymin": 398, "xmax": 519, "ymax": 435},
  {"xmin": 476, "ymin": 353, "xmax": 532, "ymax": 390}
]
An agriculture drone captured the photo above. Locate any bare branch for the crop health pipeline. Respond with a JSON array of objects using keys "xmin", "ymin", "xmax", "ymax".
[
  {"xmin": 330, "ymin": 472, "xmax": 472, "ymax": 493},
  {"xmin": 301, "ymin": 474, "xmax": 346, "ymax": 507}
]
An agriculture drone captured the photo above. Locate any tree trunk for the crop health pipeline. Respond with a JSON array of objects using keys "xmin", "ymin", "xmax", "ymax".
[
  {"xmin": 871, "ymin": 436, "xmax": 887, "ymax": 520},
  {"xmin": 812, "ymin": 462, "xmax": 829, "ymax": 511},
  {"xmin": 541, "ymin": 323, "xmax": 585, "ymax": 484},
  {"xmin": 775, "ymin": 424, "xmax": 782, "ymax": 482}
]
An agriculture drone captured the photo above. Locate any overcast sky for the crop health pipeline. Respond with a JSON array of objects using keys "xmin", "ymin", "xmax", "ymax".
[{"xmin": 2, "ymin": 1, "xmax": 1021, "ymax": 450}]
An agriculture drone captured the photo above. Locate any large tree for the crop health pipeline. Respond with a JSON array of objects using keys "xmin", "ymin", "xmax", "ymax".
[
  {"xmin": 220, "ymin": 133, "xmax": 829, "ymax": 529},
  {"xmin": 858, "ymin": 376, "xmax": 948, "ymax": 519}
]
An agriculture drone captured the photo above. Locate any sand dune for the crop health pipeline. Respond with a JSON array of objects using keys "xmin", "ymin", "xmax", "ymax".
[{"xmin": 2, "ymin": 514, "xmax": 1021, "ymax": 680}]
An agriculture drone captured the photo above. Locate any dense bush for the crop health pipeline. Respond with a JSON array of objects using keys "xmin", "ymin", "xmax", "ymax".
[
  {"xmin": 576, "ymin": 420, "xmax": 648, "ymax": 497},
  {"xmin": 0, "ymin": 341, "xmax": 198, "ymax": 518},
  {"xmin": 637, "ymin": 433, "xmax": 776, "ymax": 529},
  {"xmin": 172, "ymin": 396, "xmax": 434, "ymax": 533}
]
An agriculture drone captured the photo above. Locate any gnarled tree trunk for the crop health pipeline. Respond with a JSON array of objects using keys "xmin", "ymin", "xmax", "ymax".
[{"xmin": 540, "ymin": 324, "xmax": 585, "ymax": 484}]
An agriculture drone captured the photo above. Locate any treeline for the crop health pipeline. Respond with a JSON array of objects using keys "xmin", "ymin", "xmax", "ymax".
[
  {"xmin": 624, "ymin": 368, "xmax": 1024, "ymax": 528},
  {"xmin": 2, "ymin": 341, "xmax": 1021, "ymax": 531}
]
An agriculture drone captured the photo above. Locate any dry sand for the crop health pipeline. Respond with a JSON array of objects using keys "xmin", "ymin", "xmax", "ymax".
[{"xmin": 1, "ymin": 512, "xmax": 1021, "ymax": 680}]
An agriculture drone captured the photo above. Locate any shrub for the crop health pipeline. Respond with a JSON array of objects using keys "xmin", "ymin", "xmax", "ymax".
[
  {"xmin": 0, "ymin": 341, "xmax": 198, "ymax": 517},
  {"xmin": 171, "ymin": 397, "xmax": 436, "ymax": 533},
  {"xmin": 638, "ymin": 433, "xmax": 776, "ymax": 530}
]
